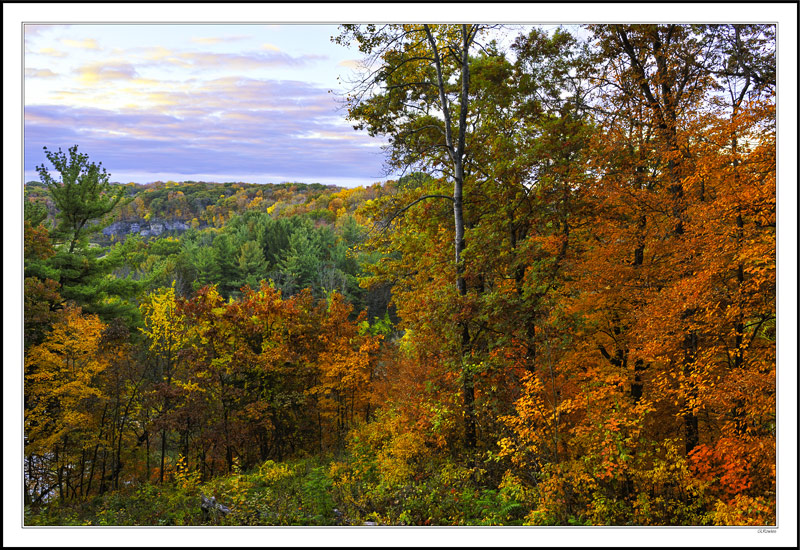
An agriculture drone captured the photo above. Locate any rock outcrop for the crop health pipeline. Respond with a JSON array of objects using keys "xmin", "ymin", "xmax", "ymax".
[
  {"xmin": 200, "ymin": 494, "xmax": 231, "ymax": 524},
  {"xmin": 102, "ymin": 218, "xmax": 196, "ymax": 240}
]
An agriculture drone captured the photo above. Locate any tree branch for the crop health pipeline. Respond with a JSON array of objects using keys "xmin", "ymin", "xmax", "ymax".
[{"xmin": 379, "ymin": 194, "xmax": 454, "ymax": 231}]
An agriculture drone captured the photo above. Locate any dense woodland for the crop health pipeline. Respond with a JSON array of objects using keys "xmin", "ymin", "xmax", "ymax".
[{"xmin": 23, "ymin": 24, "xmax": 776, "ymax": 526}]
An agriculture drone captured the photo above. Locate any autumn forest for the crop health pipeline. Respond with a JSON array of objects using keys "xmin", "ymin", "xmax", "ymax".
[{"xmin": 23, "ymin": 24, "xmax": 777, "ymax": 527}]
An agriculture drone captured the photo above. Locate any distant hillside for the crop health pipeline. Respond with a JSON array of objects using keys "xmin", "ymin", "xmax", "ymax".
[{"xmin": 25, "ymin": 178, "xmax": 393, "ymax": 243}]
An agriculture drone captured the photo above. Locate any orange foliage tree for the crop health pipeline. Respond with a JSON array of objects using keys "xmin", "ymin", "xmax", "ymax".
[{"xmin": 498, "ymin": 24, "xmax": 775, "ymax": 525}]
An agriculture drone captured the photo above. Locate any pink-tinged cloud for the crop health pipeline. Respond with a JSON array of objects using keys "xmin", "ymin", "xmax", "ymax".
[
  {"xmin": 161, "ymin": 51, "xmax": 327, "ymax": 70},
  {"xmin": 24, "ymin": 78, "xmax": 392, "ymax": 185},
  {"xmin": 24, "ymin": 24, "xmax": 62, "ymax": 37}
]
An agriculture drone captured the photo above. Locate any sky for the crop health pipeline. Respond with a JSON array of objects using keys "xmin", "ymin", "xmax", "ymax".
[{"xmin": 23, "ymin": 23, "xmax": 395, "ymax": 187}]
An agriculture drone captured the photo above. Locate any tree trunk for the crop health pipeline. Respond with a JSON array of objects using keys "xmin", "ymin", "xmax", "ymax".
[
  {"xmin": 77, "ymin": 448, "xmax": 86, "ymax": 500},
  {"xmin": 160, "ymin": 429, "xmax": 167, "ymax": 483},
  {"xmin": 160, "ymin": 360, "xmax": 173, "ymax": 484},
  {"xmin": 99, "ymin": 446, "xmax": 108, "ymax": 495},
  {"xmin": 86, "ymin": 404, "xmax": 108, "ymax": 497},
  {"xmin": 55, "ymin": 444, "xmax": 63, "ymax": 503},
  {"xmin": 145, "ymin": 431, "xmax": 150, "ymax": 481},
  {"xmin": 683, "ymin": 329, "xmax": 700, "ymax": 454},
  {"xmin": 424, "ymin": 23, "xmax": 478, "ymax": 456}
]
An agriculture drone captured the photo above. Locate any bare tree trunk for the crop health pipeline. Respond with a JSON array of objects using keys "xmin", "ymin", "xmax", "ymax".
[
  {"xmin": 86, "ymin": 404, "xmax": 108, "ymax": 497},
  {"xmin": 683, "ymin": 330, "xmax": 700, "ymax": 454},
  {"xmin": 424, "ymin": 23, "xmax": 478, "ymax": 455},
  {"xmin": 160, "ymin": 358, "xmax": 173, "ymax": 484},
  {"xmin": 99, "ymin": 446, "xmax": 108, "ymax": 495},
  {"xmin": 77, "ymin": 448, "xmax": 86, "ymax": 500},
  {"xmin": 55, "ymin": 443, "xmax": 64, "ymax": 503},
  {"xmin": 145, "ymin": 431, "xmax": 150, "ymax": 481},
  {"xmin": 158, "ymin": 429, "xmax": 165, "ymax": 483}
]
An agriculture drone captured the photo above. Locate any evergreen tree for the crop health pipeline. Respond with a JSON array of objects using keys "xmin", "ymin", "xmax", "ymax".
[
  {"xmin": 35, "ymin": 146, "xmax": 133, "ymax": 321},
  {"xmin": 236, "ymin": 240, "xmax": 269, "ymax": 290},
  {"xmin": 36, "ymin": 145, "xmax": 123, "ymax": 254}
]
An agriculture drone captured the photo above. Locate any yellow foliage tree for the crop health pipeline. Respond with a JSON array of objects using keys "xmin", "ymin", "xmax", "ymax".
[
  {"xmin": 139, "ymin": 284, "xmax": 189, "ymax": 483},
  {"xmin": 25, "ymin": 305, "xmax": 108, "ymax": 503}
]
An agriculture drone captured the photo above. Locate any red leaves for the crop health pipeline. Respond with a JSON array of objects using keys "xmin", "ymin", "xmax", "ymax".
[{"xmin": 689, "ymin": 439, "xmax": 755, "ymax": 499}]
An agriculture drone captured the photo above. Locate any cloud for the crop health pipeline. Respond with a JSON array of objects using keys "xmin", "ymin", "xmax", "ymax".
[
  {"xmin": 191, "ymin": 35, "xmax": 249, "ymax": 45},
  {"xmin": 24, "ymin": 77, "xmax": 390, "ymax": 184},
  {"xmin": 337, "ymin": 59, "xmax": 363, "ymax": 70},
  {"xmin": 294, "ymin": 129, "xmax": 360, "ymax": 141},
  {"xmin": 128, "ymin": 46, "xmax": 324, "ymax": 72},
  {"xmin": 126, "ymin": 77, "xmax": 163, "ymax": 87},
  {"xmin": 140, "ymin": 46, "xmax": 174, "ymax": 61},
  {"xmin": 166, "ymin": 51, "xmax": 327, "ymax": 70},
  {"xmin": 61, "ymin": 38, "xmax": 101, "ymax": 50},
  {"xmin": 36, "ymin": 48, "xmax": 67, "ymax": 58},
  {"xmin": 77, "ymin": 61, "xmax": 139, "ymax": 84},
  {"xmin": 261, "ymin": 43, "xmax": 281, "ymax": 52},
  {"xmin": 25, "ymin": 25, "xmax": 59, "ymax": 37},
  {"xmin": 25, "ymin": 68, "xmax": 59, "ymax": 78}
]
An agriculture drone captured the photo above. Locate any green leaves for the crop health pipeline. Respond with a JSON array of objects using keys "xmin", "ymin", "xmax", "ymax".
[{"xmin": 37, "ymin": 145, "xmax": 124, "ymax": 252}]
